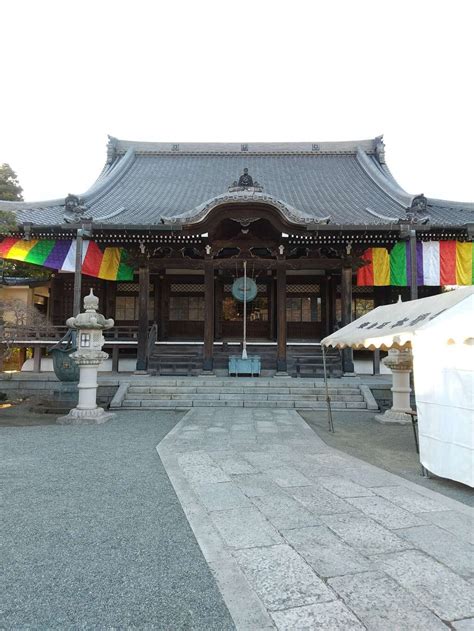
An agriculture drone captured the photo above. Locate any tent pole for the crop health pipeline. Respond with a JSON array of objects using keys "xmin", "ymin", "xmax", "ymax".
[{"xmin": 322, "ymin": 345, "xmax": 335, "ymax": 433}]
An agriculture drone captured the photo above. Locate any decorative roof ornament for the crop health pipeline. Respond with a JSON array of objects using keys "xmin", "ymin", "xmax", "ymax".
[
  {"xmin": 410, "ymin": 194, "xmax": 428, "ymax": 212},
  {"xmin": 106, "ymin": 135, "xmax": 118, "ymax": 164},
  {"xmin": 228, "ymin": 168, "xmax": 263, "ymax": 193},
  {"xmin": 405, "ymin": 194, "xmax": 430, "ymax": 224},
  {"xmin": 63, "ymin": 194, "xmax": 88, "ymax": 223},
  {"xmin": 374, "ymin": 135, "xmax": 386, "ymax": 164},
  {"xmin": 230, "ymin": 216, "xmax": 260, "ymax": 234}
]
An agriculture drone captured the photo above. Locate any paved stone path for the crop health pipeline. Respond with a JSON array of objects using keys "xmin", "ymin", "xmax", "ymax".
[{"xmin": 158, "ymin": 408, "xmax": 474, "ymax": 630}]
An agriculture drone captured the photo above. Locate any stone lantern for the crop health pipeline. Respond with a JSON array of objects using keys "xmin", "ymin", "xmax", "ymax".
[
  {"xmin": 57, "ymin": 289, "xmax": 115, "ymax": 425},
  {"xmin": 375, "ymin": 347, "xmax": 414, "ymax": 424}
]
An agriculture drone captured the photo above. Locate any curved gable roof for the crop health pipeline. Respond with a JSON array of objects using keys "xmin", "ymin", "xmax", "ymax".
[{"xmin": 1, "ymin": 137, "xmax": 473, "ymax": 229}]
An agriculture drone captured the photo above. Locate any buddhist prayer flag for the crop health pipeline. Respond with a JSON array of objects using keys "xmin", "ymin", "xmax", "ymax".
[
  {"xmin": 0, "ymin": 238, "xmax": 134, "ymax": 281},
  {"xmin": 357, "ymin": 241, "xmax": 474, "ymax": 286}
]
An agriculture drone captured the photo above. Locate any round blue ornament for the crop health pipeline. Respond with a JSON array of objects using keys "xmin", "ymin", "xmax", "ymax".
[{"xmin": 231, "ymin": 277, "xmax": 258, "ymax": 302}]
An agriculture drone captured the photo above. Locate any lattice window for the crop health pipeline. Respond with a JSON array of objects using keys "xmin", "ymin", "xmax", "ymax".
[
  {"xmin": 354, "ymin": 298, "xmax": 374, "ymax": 318},
  {"xmin": 170, "ymin": 283, "xmax": 205, "ymax": 293},
  {"xmin": 117, "ymin": 282, "xmax": 139, "ymax": 292},
  {"xmin": 115, "ymin": 296, "xmax": 154, "ymax": 321},
  {"xmin": 286, "ymin": 297, "xmax": 321, "ymax": 322},
  {"xmin": 224, "ymin": 284, "xmax": 267, "ymax": 293},
  {"xmin": 287, "ymin": 284, "xmax": 320, "ymax": 293},
  {"xmin": 117, "ymin": 282, "xmax": 153, "ymax": 293},
  {"xmin": 169, "ymin": 296, "xmax": 205, "ymax": 320}
]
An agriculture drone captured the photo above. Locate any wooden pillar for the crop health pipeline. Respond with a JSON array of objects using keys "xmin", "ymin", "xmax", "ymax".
[
  {"xmin": 136, "ymin": 263, "xmax": 150, "ymax": 372},
  {"xmin": 203, "ymin": 260, "xmax": 215, "ymax": 371},
  {"xmin": 268, "ymin": 276, "xmax": 276, "ymax": 340},
  {"xmin": 33, "ymin": 346, "xmax": 42, "ymax": 372},
  {"xmin": 215, "ymin": 277, "xmax": 223, "ymax": 340},
  {"xmin": 159, "ymin": 275, "xmax": 169, "ymax": 340},
  {"xmin": 325, "ymin": 274, "xmax": 336, "ymax": 334},
  {"xmin": 105, "ymin": 279, "xmax": 116, "ymax": 319},
  {"xmin": 153, "ymin": 275, "xmax": 160, "ymax": 331},
  {"xmin": 341, "ymin": 265, "xmax": 354, "ymax": 373},
  {"xmin": 321, "ymin": 275, "xmax": 329, "ymax": 337},
  {"xmin": 276, "ymin": 262, "xmax": 287, "ymax": 372}
]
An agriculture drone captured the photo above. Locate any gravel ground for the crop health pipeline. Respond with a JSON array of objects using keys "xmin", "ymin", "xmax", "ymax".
[
  {"xmin": 1, "ymin": 409, "xmax": 235, "ymax": 631},
  {"xmin": 300, "ymin": 409, "xmax": 473, "ymax": 506}
]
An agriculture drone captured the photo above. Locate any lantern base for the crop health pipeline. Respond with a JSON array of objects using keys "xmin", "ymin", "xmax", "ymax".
[
  {"xmin": 57, "ymin": 407, "xmax": 115, "ymax": 425},
  {"xmin": 375, "ymin": 409, "xmax": 412, "ymax": 425}
]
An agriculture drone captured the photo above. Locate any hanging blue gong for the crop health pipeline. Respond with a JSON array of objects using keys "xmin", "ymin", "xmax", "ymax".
[{"xmin": 231, "ymin": 277, "xmax": 258, "ymax": 302}]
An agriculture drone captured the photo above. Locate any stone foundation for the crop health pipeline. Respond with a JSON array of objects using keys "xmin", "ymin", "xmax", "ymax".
[{"xmin": 0, "ymin": 373, "xmax": 119, "ymax": 408}]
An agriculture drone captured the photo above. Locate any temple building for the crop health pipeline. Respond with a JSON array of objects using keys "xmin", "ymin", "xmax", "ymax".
[{"xmin": 1, "ymin": 136, "xmax": 473, "ymax": 374}]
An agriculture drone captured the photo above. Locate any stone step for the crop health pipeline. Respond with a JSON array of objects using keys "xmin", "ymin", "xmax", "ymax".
[
  {"xmin": 128, "ymin": 378, "xmax": 352, "ymax": 388},
  {"xmin": 119, "ymin": 378, "xmax": 368, "ymax": 411},
  {"xmin": 124, "ymin": 392, "xmax": 364, "ymax": 402},
  {"xmin": 121, "ymin": 399, "xmax": 367, "ymax": 410},
  {"xmin": 127, "ymin": 385, "xmax": 362, "ymax": 395}
]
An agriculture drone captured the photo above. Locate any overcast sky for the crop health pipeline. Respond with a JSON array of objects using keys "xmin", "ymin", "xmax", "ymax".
[{"xmin": 1, "ymin": 0, "xmax": 473, "ymax": 203}]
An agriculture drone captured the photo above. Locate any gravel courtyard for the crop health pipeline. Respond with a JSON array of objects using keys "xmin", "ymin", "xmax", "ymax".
[{"xmin": 1, "ymin": 410, "xmax": 234, "ymax": 630}]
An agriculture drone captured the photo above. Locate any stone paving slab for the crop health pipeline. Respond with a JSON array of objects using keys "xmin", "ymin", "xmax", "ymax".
[
  {"xmin": 417, "ymin": 509, "xmax": 474, "ymax": 545},
  {"xmin": 452, "ymin": 619, "xmax": 474, "ymax": 630},
  {"xmin": 329, "ymin": 570, "xmax": 449, "ymax": 630},
  {"xmin": 345, "ymin": 495, "xmax": 426, "ymax": 530},
  {"xmin": 320, "ymin": 512, "xmax": 411, "ymax": 555},
  {"xmin": 287, "ymin": 484, "xmax": 354, "ymax": 515},
  {"xmin": 316, "ymin": 476, "xmax": 376, "ymax": 498},
  {"xmin": 210, "ymin": 507, "xmax": 283, "ymax": 549},
  {"xmin": 233, "ymin": 544, "xmax": 334, "ymax": 611},
  {"xmin": 373, "ymin": 549, "xmax": 474, "ymax": 621},
  {"xmin": 157, "ymin": 407, "xmax": 473, "ymax": 630},
  {"xmin": 282, "ymin": 525, "xmax": 373, "ymax": 578},
  {"xmin": 270, "ymin": 599, "xmax": 365, "ymax": 630},
  {"xmin": 192, "ymin": 482, "xmax": 252, "ymax": 512},
  {"xmin": 371, "ymin": 485, "xmax": 445, "ymax": 512},
  {"xmin": 232, "ymin": 473, "xmax": 287, "ymax": 498},
  {"xmin": 397, "ymin": 524, "xmax": 474, "ymax": 578},
  {"xmin": 249, "ymin": 492, "xmax": 321, "ymax": 531}
]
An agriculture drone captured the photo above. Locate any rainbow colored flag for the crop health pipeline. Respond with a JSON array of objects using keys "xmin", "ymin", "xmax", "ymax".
[
  {"xmin": 0, "ymin": 238, "xmax": 134, "ymax": 281},
  {"xmin": 357, "ymin": 241, "xmax": 474, "ymax": 286}
]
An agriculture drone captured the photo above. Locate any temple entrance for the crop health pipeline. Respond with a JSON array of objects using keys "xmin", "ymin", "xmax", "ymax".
[{"xmin": 218, "ymin": 277, "xmax": 271, "ymax": 340}]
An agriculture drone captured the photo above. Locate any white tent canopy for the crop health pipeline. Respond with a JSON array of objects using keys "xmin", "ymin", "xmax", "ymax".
[
  {"xmin": 321, "ymin": 287, "xmax": 474, "ymax": 487},
  {"xmin": 321, "ymin": 286, "xmax": 474, "ymax": 351}
]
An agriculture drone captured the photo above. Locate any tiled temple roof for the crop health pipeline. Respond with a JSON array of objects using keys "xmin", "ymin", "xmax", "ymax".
[{"xmin": 1, "ymin": 137, "xmax": 473, "ymax": 229}]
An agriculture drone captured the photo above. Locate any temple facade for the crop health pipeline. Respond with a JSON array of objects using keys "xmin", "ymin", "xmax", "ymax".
[{"xmin": 1, "ymin": 136, "xmax": 473, "ymax": 374}]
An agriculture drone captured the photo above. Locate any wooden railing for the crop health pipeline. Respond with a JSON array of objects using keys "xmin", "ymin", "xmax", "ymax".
[{"xmin": 4, "ymin": 325, "xmax": 140, "ymax": 343}]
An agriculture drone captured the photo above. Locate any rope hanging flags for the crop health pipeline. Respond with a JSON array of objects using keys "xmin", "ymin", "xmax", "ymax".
[
  {"xmin": 357, "ymin": 241, "xmax": 474, "ymax": 287},
  {"xmin": 0, "ymin": 238, "xmax": 134, "ymax": 281}
]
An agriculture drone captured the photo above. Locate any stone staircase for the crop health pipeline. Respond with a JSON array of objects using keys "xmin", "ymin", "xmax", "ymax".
[{"xmin": 111, "ymin": 377, "xmax": 376, "ymax": 410}]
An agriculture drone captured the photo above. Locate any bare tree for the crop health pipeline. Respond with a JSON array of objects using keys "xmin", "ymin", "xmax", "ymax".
[{"xmin": 0, "ymin": 299, "xmax": 55, "ymax": 361}]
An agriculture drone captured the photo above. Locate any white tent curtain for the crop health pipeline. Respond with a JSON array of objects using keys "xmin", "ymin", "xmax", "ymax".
[{"xmin": 321, "ymin": 287, "xmax": 474, "ymax": 487}]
